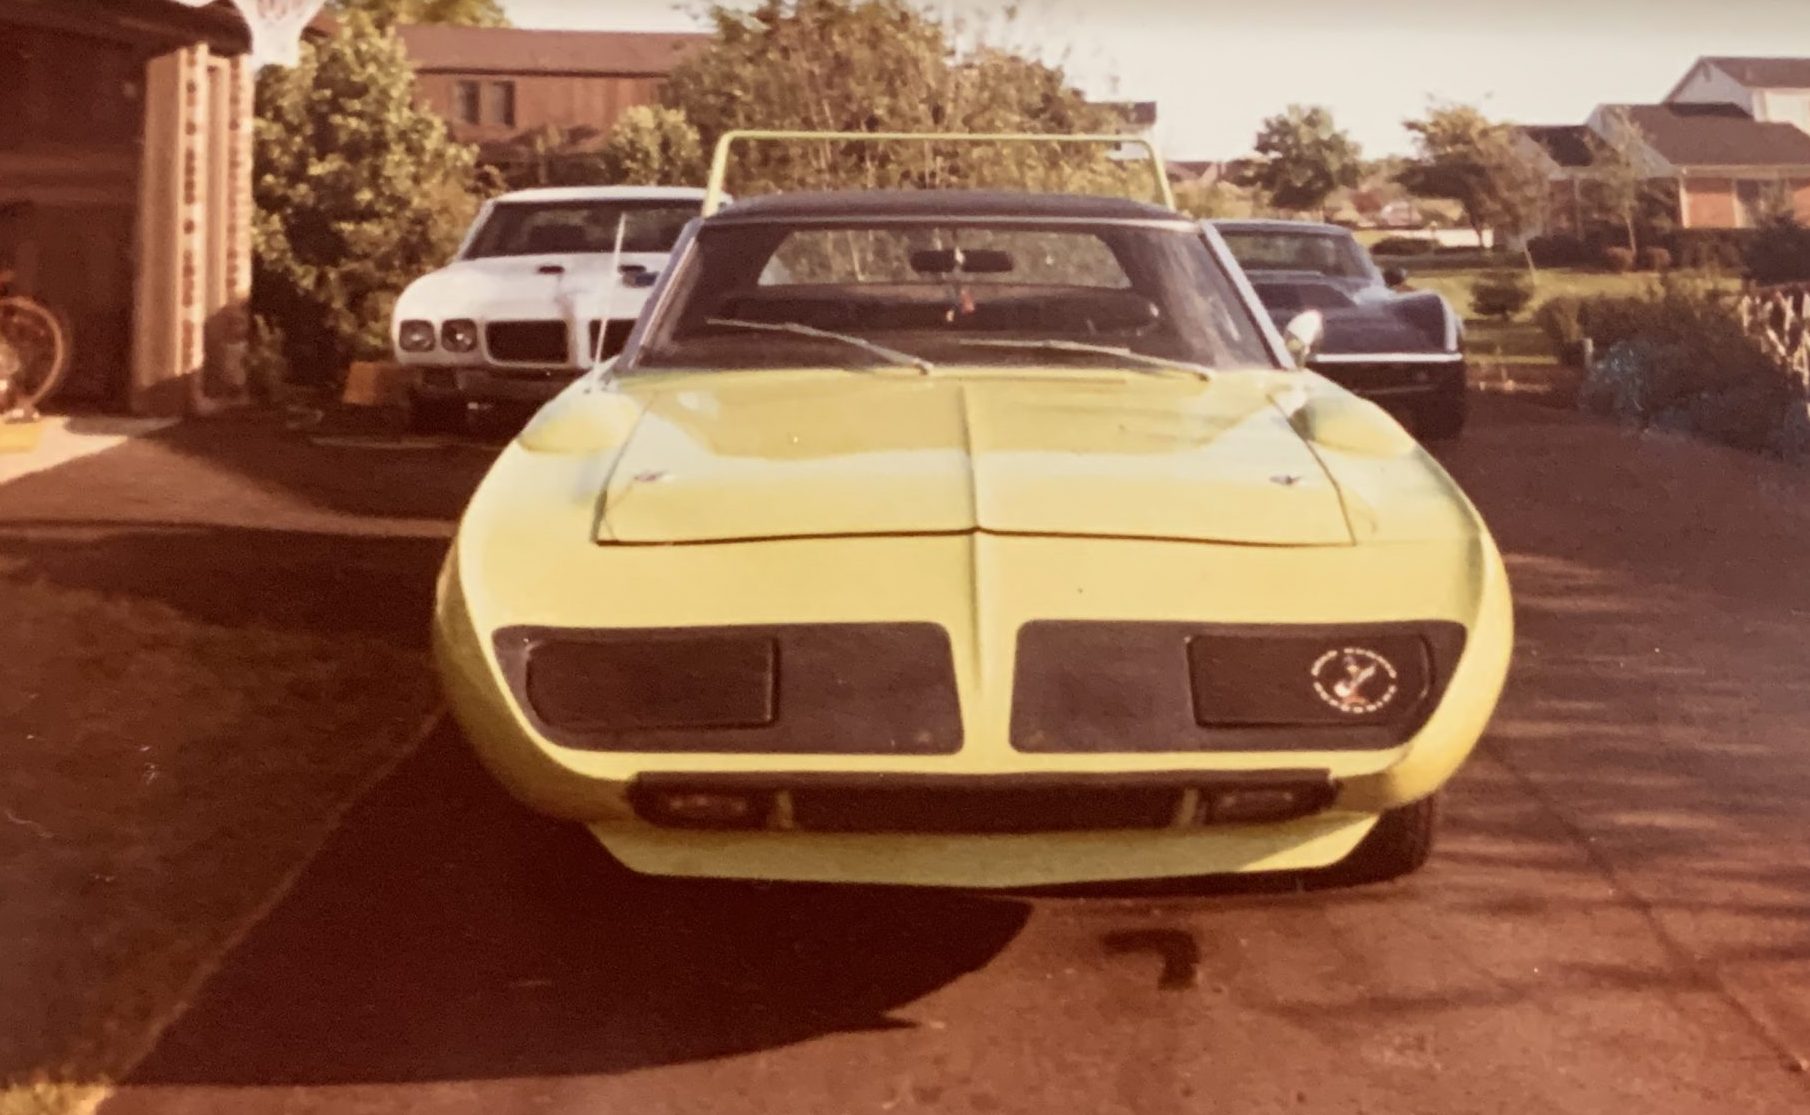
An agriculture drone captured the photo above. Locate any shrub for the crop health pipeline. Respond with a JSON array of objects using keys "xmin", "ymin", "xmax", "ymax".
[
  {"xmin": 1569, "ymin": 276, "xmax": 1791, "ymax": 450},
  {"xmin": 1469, "ymin": 271, "xmax": 1535, "ymax": 320},
  {"xmin": 1532, "ymin": 295, "xmax": 1585, "ymax": 348},
  {"xmin": 1526, "ymin": 234, "xmax": 1592, "ymax": 268},
  {"xmin": 1601, "ymin": 246, "xmax": 1636, "ymax": 273},
  {"xmin": 252, "ymin": 12, "xmax": 486, "ymax": 385},
  {"xmin": 1642, "ymin": 246, "xmax": 1673, "ymax": 272},
  {"xmin": 1742, "ymin": 214, "xmax": 1810, "ymax": 286},
  {"xmin": 1664, "ymin": 230, "xmax": 1753, "ymax": 274},
  {"xmin": 1370, "ymin": 236, "xmax": 1437, "ymax": 257}
]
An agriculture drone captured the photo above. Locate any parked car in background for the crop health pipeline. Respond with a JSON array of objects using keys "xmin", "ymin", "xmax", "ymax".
[
  {"xmin": 392, "ymin": 185, "xmax": 706, "ymax": 432},
  {"xmin": 1210, "ymin": 219, "xmax": 1468, "ymax": 439}
]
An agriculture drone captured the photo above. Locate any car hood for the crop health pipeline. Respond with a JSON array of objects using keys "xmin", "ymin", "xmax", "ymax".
[
  {"xmin": 591, "ymin": 371, "xmax": 1353, "ymax": 546},
  {"xmin": 395, "ymin": 251, "xmax": 669, "ymax": 321}
]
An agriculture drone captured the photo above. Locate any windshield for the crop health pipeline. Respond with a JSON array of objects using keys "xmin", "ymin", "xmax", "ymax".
[
  {"xmin": 464, "ymin": 199, "xmax": 699, "ymax": 258},
  {"xmin": 629, "ymin": 220, "xmax": 1274, "ymax": 371},
  {"xmin": 1219, "ymin": 230, "xmax": 1374, "ymax": 281}
]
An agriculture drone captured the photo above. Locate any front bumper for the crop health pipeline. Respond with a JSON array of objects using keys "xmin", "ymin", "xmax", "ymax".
[
  {"xmin": 1309, "ymin": 355, "xmax": 1465, "ymax": 402},
  {"xmin": 412, "ymin": 365, "xmax": 580, "ymax": 405}
]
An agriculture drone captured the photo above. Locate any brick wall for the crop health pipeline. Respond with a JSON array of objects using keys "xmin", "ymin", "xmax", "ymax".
[{"xmin": 1683, "ymin": 177, "xmax": 1737, "ymax": 229}]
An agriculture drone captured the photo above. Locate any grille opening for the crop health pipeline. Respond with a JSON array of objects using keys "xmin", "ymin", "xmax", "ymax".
[
  {"xmin": 588, "ymin": 319, "xmax": 635, "ymax": 360},
  {"xmin": 486, "ymin": 320, "xmax": 568, "ymax": 364}
]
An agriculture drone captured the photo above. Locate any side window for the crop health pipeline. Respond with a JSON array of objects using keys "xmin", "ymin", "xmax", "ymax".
[
  {"xmin": 453, "ymin": 80, "xmax": 481, "ymax": 126},
  {"xmin": 486, "ymin": 81, "xmax": 517, "ymax": 128}
]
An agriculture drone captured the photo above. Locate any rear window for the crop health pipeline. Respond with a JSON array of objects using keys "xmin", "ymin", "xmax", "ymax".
[
  {"xmin": 1221, "ymin": 231, "xmax": 1371, "ymax": 280},
  {"xmin": 464, "ymin": 199, "xmax": 698, "ymax": 258},
  {"xmin": 632, "ymin": 220, "xmax": 1275, "ymax": 372}
]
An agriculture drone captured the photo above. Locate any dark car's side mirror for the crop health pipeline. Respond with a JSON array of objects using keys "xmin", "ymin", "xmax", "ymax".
[{"xmin": 1382, "ymin": 265, "xmax": 1409, "ymax": 289}]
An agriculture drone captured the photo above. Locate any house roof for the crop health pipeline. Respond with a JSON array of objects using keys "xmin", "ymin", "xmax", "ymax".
[
  {"xmin": 1613, "ymin": 102, "xmax": 1810, "ymax": 168},
  {"xmin": 1694, "ymin": 57, "xmax": 1810, "ymax": 91},
  {"xmin": 1521, "ymin": 125, "xmax": 1595, "ymax": 168},
  {"xmin": 396, "ymin": 25, "xmax": 707, "ymax": 76}
]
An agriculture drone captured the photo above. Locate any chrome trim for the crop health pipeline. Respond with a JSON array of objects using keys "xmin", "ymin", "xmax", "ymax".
[{"xmin": 1309, "ymin": 352, "xmax": 1464, "ymax": 366}]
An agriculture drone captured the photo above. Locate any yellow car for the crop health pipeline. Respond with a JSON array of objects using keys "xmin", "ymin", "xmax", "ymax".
[{"xmin": 434, "ymin": 140, "xmax": 1512, "ymax": 889}]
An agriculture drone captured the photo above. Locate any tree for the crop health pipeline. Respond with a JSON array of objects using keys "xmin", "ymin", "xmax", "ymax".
[
  {"xmin": 598, "ymin": 106, "xmax": 707, "ymax": 186},
  {"xmin": 1243, "ymin": 105, "xmax": 1362, "ymax": 214},
  {"xmin": 653, "ymin": 0, "xmax": 1139, "ymax": 197},
  {"xmin": 253, "ymin": 10, "xmax": 487, "ymax": 381},
  {"xmin": 330, "ymin": 0, "xmax": 507, "ymax": 26},
  {"xmin": 1399, "ymin": 102, "xmax": 1499, "ymax": 245},
  {"xmin": 1587, "ymin": 107, "xmax": 1648, "ymax": 253},
  {"xmin": 1400, "ymin": 101, "xmax": 1552, "ymax": 266}
]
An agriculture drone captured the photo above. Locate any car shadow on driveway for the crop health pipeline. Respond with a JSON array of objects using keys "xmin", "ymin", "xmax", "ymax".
[{"xmin": 121, "ymin": 722, "xmax": 1031, "ymax": 1089}]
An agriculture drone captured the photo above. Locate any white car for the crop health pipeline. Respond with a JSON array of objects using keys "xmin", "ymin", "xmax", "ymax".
[{"xmin": 392, "ymin": 185, "xmax": 706, "ymax": 432}]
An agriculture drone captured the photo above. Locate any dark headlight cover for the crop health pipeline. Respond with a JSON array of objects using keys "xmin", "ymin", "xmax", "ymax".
[
  {"xmin": 525, "ymin": 634, "xmax": 777, "ymax": 732},
  {"xmin": 1188, "ymin": 631, "xmax": 1433, "ymax": 728}
]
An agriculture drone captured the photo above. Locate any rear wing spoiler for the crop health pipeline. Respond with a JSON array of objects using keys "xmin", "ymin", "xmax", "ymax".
[{"xmin": 701, "ymin": 130, "xmax": 1175, "ymax": 217}]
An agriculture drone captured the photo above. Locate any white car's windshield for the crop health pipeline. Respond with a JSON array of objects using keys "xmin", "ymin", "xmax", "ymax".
[
  {"xmin": 464, "ymin": 200, "xmax": 698, "ymax": 258},
  {"xmin": 630, "ymin": 220, "xmax": 1275, "ymax": 371}
]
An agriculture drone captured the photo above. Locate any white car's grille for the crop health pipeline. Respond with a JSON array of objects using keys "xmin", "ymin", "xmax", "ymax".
[{"xmin": 486, "ymin": 321, "xmax": 568, "ymax": 364}]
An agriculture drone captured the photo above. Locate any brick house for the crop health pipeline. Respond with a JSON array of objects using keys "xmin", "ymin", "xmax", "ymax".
[
  {"xmin": 1520, "ymin": 56, "xmax": 1810, "ymax": 235},
  {"xmin": 396, "ymin": 25, "xmax": 707, "ymax": 171}
]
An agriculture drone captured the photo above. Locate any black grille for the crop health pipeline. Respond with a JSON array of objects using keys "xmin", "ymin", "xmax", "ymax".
[
  {"xmin": 587, "ymin": 319, "xmax": 635, "ymax": 360},
  {"xmin": 790, "ymin": 786, "xmax": 1181, "ymax": 833},
  {"xmin": 486, "ymin": 320, "xmax": 568, "ymax": 364}
]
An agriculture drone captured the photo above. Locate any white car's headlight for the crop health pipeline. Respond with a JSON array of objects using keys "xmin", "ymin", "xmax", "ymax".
[
  {"xmin": 398, "ymin": 319, "xmax": 437, "ymax": 353},
  {"xmin": 442, "ymin": 319, "xmax": 479, "ymax": 354}
]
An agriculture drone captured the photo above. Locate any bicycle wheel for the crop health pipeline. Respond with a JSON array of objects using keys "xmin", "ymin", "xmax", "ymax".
[{"xmin": 0, "ymin": 296, "xmax": 71, "ymax": 411}]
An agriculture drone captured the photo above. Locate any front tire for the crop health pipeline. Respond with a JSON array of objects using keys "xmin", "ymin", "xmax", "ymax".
[
  {"xmin": 409, "ymin": 394, "xmax": 468, "ymax": 435},
  {"xmin": 1416, "ymin": 377, "xmax": 1468, "ymax": 442},
  {"xmin": 1324, "ymin": 794, "xmax": 1439, "ymax": 886}
]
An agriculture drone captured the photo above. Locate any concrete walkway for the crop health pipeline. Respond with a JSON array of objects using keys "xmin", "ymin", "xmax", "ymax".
[{"xmin": 0, "ymin": 417, "xmax": 176, "ymax": 487}]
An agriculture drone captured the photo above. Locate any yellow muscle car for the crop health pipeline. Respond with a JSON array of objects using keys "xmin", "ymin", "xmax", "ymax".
[{"xmin": 433, "ymin": 135, "xmax": 1512, "ymax": 889}]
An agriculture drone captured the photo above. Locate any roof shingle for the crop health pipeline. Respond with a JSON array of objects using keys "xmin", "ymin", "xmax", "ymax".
[
  {"xmin": 396, "ymin": 25, "xmax": 707, "ymax": 76},
  {"xmin": 1521, "ymin": 125, "xmax": 1595, "ymax": 169},
  {"xmin": 1700, "ymin": 57, "xmax": 1810, "ymax": 90},
  {"xmin": 1615, "ymin": 102, "xmax": 1810, "ymax": 169}
]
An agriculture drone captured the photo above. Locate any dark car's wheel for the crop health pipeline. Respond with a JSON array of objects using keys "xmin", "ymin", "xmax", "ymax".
[
  {"xmin": 1416, "ymin": 378, "xmax": 1468, "ymax": 442},
  {"xmin": 1324, "ymin": 794, "xmax": 1439, "ymax": 886},
  {"xmin": 409, "ymin": 394, "xmax": 468, "ymax": 435}
]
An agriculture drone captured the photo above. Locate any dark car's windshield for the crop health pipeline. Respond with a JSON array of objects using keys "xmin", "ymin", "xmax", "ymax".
[
  {"xmin": 464, "ymin": 199, "xmax": 699, "ymax": 258},
  {"xmin": 630, "ymin": 220, "xmax": 1275, "ymax": 371},
  {"xmin": 1219, "ymin": 230, "xmax": 1374, "ymax": 281}
]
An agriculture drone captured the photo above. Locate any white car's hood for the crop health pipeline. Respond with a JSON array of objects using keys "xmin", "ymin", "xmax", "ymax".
[{"xmin": 396, "ymin": 251, "xmax": 669, "ymax": 323}]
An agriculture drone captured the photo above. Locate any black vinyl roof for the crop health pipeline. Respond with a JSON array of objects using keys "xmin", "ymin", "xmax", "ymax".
[{"xmin": 710, "ymin": 190, "xmax": 1185, "ymax": 223}]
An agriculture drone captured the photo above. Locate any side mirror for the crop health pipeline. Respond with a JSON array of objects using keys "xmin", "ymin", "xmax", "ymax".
[
  {"xmin": 1382, "ymin": 266, "xmax": 1408, "ymax": 289},
  {"xmin": 1281, "ymin": 310, "xmax": 1324, "ymax": 369}
]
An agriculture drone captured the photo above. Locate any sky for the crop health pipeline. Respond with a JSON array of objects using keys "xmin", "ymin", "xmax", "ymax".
[{"xmin": 504, "ymin": 0, "xmax": 1810, "ymax": 159}]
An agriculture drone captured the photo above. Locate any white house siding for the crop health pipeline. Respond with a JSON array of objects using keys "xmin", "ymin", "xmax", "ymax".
[
  {"xmin": 1668, "ymin": 61, "xmax": 1760, "ymax": 115},
  {"xmin": 1760, "ymin": 89, "xmax": 1810, "ymax": 133}
]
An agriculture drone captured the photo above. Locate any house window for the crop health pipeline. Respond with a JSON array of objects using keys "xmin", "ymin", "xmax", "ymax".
[
  {"xmin": 1735, "ymin": 179, "xmax": 1785, "ymax": 228},
  {"xmin": 453, "ymin": 80, "xmax": 481, "ymax": 125},
  {"xmin": 485, "ymin": 81, "xmax": 516, "ymax": 128}
]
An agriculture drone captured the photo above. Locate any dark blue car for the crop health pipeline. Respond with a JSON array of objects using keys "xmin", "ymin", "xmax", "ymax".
[{"xmin": 1211, "ymin": 219, "xmax": 1467, "ymax": 440}]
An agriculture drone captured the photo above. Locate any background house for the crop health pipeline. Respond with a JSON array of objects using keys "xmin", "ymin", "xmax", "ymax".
[
  {"xmin": 1521, "ymin": 56, "xmax": 1810, "ymax": 235},
  {"xmin": 397, "ymin": 25, "xmax": 707, "ymax": 173}
]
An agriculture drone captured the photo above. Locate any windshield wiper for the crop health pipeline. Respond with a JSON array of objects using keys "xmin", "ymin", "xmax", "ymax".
[
  {"xmin": 951, "ymin": 339, "xmax": 1212, "ymax": 380},
  {"xmin": 706, "ymin": 318, "xmax": 934, "ymax": 374}
]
